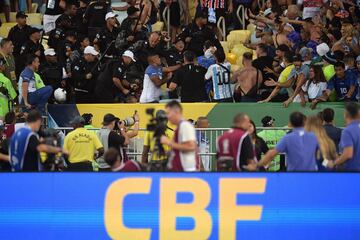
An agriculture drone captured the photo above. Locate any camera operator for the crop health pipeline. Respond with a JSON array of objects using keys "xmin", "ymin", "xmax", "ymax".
[
  {"xmin": 63, "ymin": 116, "xmax": 104, "ymax": 171},
  {"xmin": 141, "ymin": 109, "xmax": 173, "ymax": 171},
  {"xmin": 105, "ymin": 147, "xmax": 142, "ymax": 172},
  {"xmin": 9, "ymin": 110, "xmax": 64, "ymax": 172},
  {"xmin": 96, "ymin": 113, "xmax": 130, "ymax": 171},
  {"xmin": 160, "ymin": 101, "xmax": 200, "ymax": 172}
]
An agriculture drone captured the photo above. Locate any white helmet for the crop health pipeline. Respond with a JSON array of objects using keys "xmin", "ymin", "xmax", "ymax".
[{"xmin": 54, "ymin": 88, "xmax": 67, "ymax": 103}]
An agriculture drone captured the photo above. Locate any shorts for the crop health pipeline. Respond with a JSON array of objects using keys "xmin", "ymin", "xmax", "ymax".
[{"xmin": 43, "ymin": 14, "xmax": 61, "ymax": 33}]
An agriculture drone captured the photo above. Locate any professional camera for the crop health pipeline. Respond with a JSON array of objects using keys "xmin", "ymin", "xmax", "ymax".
[
  {"xmin": 40, "ymin": 128, "xmax": 64, "ymax": 171},
  {"xmin": 146, "ymin": 108, "xmax": 169, "ymax": 166},
  {"xmin": 113, "ymin": 112, "xmax": 137, "ymax": 131}
]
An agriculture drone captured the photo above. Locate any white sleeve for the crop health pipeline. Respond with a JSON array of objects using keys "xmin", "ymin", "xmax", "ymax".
[
  {"xmin": 297, "ymin": 0, "xmax": 303, "ymax": 4},
  {"xmin": 180, "ymin": 121, "xmax": 196, "ymax": 143},
  {"xmin": 319, "ymin": 82, "xmax": 327, "ymax": 92},
  {"xmin": 205, "ymin": 65, "xmax": 213, "ymax": 80}
]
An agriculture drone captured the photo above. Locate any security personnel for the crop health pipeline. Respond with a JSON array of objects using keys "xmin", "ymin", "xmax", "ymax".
[
  {"xmin": 83, "ymin": 0, "xmax": 111, "ymax": 40},
  {"xmin": 7, "ymin": 12, "xmax": 31, "ymax": 76},
  {"xmin": 0, "ymin": 57, "xmax": 17, "ymax": 117},
  {"xmin": 55, "ymin": 1, "xmax": 78, "ymax": 33},
  {"xmin": 115, "ymin": 6, "xmax": 147, "ymax": 52},
  {"xmin": 178, "ymin": 11, "xmax": 222, "ymax": 57},
  {"xmin": 64, "ymin": 116, "xmax": 104, "ymax": 171},
  {"xmin": 39, "ymin": 49, "xmax": 65, "ymax": 94},
  {"xmin": 18, "ymin": 28, "xmax": 45, "ymax": 77},
  {"xmin": 74, "ymin": 0, "xmax": 90, "ymax": 35},
  {"xmin": 94, "ymin": 12, "xmax": 120, "ymax": 58},
  {"xmin": 71, "ymin": 46, "xmax": 100, "ymax": 103}
]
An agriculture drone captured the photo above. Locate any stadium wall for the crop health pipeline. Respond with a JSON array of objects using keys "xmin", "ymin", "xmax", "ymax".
[
  {"xmin": 49, "ymin": 103, "xmax": 347, "ymax": 128},
  {"xmin": 0, "ymin": 173, "xmax": 359, "ymax": 240}
]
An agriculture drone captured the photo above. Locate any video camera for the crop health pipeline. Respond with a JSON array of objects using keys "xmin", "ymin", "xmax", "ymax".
[
  {"xmin": 146, "ymin": 108, "xmax": 168, "ymax": 162},
  {"xmin": 40, "ymin": 128, "xmax": 64, "ymax": 171}
]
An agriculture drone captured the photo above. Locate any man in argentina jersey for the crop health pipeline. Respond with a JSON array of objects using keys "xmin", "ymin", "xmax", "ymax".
[{"xmin": 205, "ymin": 50, "xmax": 234, "ymax": 102}]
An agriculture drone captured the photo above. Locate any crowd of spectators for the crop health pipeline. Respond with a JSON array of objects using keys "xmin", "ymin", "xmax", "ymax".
[{"xmin": 0, "ymin": 0, "xmax": 358, "ymax": 115}]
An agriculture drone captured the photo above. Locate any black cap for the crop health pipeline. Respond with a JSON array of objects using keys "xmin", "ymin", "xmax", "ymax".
[
  {"xmin": 127, "ymin": 6, "xmax": 139, "ymax": 16},
  {"xmin": 16, "ymin": 11, "xmax": 28, "ymax": 19},
  {"xmin": 261, "ymin": 116, "xmax": 275, "ymax": 127},
  {"xmin": 29, "ymin": 27, "xmax": 41, "ymax": 35},
  {"xmin": 195, "ymin": 10, "xmax": 208, "ymax": 19},
  {"xmin": 102, "ymin": 113, "xmax": 119, "ymax": 125},
  {"xmin": 70, "ymin": 116, "xmax": 85, "ymax": 125},
  {"xmin": 174, "ymin": 37, "xmax": 184, "ymax": 44}
]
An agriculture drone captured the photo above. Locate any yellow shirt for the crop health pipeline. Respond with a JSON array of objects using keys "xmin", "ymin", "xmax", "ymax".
[
  {"xmin": 278, "ymin": 64, "xmax": 295, "ymax": 84},
  {"xmin": 64, "ymin": 128, "xmax": 103, "ymax": 163},
  {"xmin": 144, "ymin": 128, "xmax": 174, "ymax": 161}
]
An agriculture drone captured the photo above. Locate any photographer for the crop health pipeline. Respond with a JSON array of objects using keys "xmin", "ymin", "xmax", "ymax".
[
  {"xmin": 96, "ymin": 113, "xmax": 130, "ymax": 171},
  {"xmin": 9, "ymin": 110, "xmax": 64, "ymax": 172},
  {"xmin": 141, "ymin": 109, "xmax": 173, "ymax": 171},
  {"xmin": 63, "ymin": 116, "xmax": 104, "ymax": 171}
]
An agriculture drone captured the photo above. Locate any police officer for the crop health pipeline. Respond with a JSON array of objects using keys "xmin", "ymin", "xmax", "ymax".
[
  {"xmin": 71, "ymin": 46, "xmax": 100, "ymax": 103},
  {"xmin": 55, "ymin": 1, "xmax": 77, "ymax": 33},
  {"xmin": 94, "ymin": 12, "xmax": 120, "ymax": 58},
  {"xmin": 0, "ymin": 57, "xmax": 17, "ymax": 117},
  {"xmin": 178, "ymin": 11, "xmax": 222, "ymax": 57},
  {"xmin": 7, "ymin": 12, "xmax": 31, "ymax": 76},
  {"xmin": 74, "ymin": 0, "xmax": 90, "ymax": 35},
  {"xmin": 115, "ymin": 6, "xmax": 147, "ymax": 52},
  {"xmin": 39, "ymin": 49, "xmax": 65, "ymax": 96},
  {"xmin": 83, "ymin": 0, "xmax": 112, "ymax": 40},
  {"xmin": 95, "ymin": 50, "xmax": 142, "ymax": 103},
  {"xmin": 18, "ymin": 28, "xmax": 45, "ymax": 78}
]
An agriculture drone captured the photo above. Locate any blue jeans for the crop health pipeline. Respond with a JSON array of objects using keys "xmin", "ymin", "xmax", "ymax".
[{"xmin": 28, "ymin": 86, "xmax": 53, "ymax": 115}]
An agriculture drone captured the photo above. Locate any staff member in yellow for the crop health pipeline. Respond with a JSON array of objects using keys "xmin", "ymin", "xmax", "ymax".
[
  {"xmin": 141, "ymin": 110, "xmax": 174, "ymax": 171},
  {"xmin": 64, "ymin": 116, "xmax": 104, "ymax": 171},
  {"xmin": 0, "ymin": 57, "xmax": 17, "ymax": 118}
]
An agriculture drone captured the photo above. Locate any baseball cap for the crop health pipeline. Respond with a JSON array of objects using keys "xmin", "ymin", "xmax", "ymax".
[
  {"xmin": 44, "ymin": 48, "xmax": 56, "ymax": 56},
  {"xmin": 316, "ymin": 43, "xmax": 330, "ymax": 57},
  {"xmin": 322, "ymin": 51, "xmax": 337, "ymax": 65},
  {"xmin": 127, "ymin": 6, "xmax": 139, "ymax": 16},
  {"xmin": 105, "ymin": 12, "xmax": 118, "ymax": 21},
  {"xmin": 261, "ymin": 116, "xmax": 275, "ymax": 127},
  {"xmin": 102, "ymin": 113, "xmax": 119, "ymax": 125},
  {"xmin": 84, "ymin": 46, "xmax": 99, "ymax": 56},
  {"xmin": 70, "ymin": 116, "xmax": 85, "ymax": 125},
  {"xmin": 16, "ymin": 11, "xmax": 28, "ymax": 19},
  {"xmin": 122, "ymin": 50, "xmax": 136, "ymax": 62},
  {"xmin": 263, "ymin": 8, "xmax": 272, "ymax": 16},
  {"xmin": 356, "ymin": 55, "xmax": 360, "ymax": 62}
]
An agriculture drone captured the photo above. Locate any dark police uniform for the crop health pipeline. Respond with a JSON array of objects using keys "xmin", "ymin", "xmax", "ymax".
[
  {"xmin": 178, "ymin": 23, "xmax": 222, "ymax": 56},
  {"xmin": 95, "ymin": 59, "xmax": 125, "ymax": 103},
  {"xmin": 94, "ymin": 26, "xmax": 120, "ymax": 57},
  {"xmin": 39, "ymin": 61, "xmax": 63, "ymax": 89},
  {"xmin": 71, "ymin": 57, "xmax": 99, "ymax": 103},
  {"xmin": 55, "ymin": 13, "xmax": 76, "ymax": 33},
  {"xmin": 18, "ymin": 40, "xmax": 45, "ymax": 77},
  {"xmin": 74, "ymin": 6, "xmax": 88, "ymax": 35},
  {"xmin": 131, "ymin": 40, "xmax": 167, "ymax": 69},
  {"xmin": 116, "ymin": 17, "xmax": 147, "ymax": 52},
  {"xmin": 83, "ymin": 0, "xmax": 111, "ymax": 40}
]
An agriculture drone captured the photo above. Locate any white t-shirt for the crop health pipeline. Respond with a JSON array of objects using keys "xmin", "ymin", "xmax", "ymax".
[
  {"xmin": 205, "ymin": 62, "xmax": 233, "ymax": 100},
  {"xmin": 140, "ymin": 65, "xmax": 163, "ymax": 103},
  {"xmin": 297, "ymin": 0, "xmax": 328, "ymax": 19},
  {"xmin": 178, "ymin": 121, "xmax": 198, "ymax": 171},
  {"xmin": 302, "ymin": 81, "xmax": 327, "ymax": 99}
]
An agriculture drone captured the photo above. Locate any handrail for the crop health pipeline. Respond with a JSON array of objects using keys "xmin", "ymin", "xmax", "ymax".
[
  {"xmin": 236, "ymin": 5, "xmax": 246, "ymax": 30},
  {"xmin": 217, "ymin": 16, "xmax": 226, "ymax": 41},
  {"xmin": 162, "ymin": 5, "xmax": 171, "ymax": 48}
]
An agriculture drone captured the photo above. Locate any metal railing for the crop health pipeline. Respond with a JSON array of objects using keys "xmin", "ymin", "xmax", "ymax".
[
  {"xmin": 217, "ymin": 16, "xmax": 226, "ymax": 41},
  {"xmin": 162, "ymin": 5, "xmax": 171, "ymax": 48},
  {"xmin": 236, "ymin": 5, "xmax": 246, "ymax": 29}
]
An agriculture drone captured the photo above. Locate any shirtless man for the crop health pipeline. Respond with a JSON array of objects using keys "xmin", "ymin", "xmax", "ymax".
[{"xmin": 234, "ymin": 52, "xmax": 263, "ymax": 102}]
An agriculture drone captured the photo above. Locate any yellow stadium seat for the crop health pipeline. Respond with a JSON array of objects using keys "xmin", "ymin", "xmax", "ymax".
[
  {"xmin": 0, "ymin": 14, "xmax": 6, "ymax": 24},
  {"xmin": 31, "ymin": 3, "xmax": 39, "ymax": 13},
  {"xmin": 220, "ymin": 41, "xmax": 229, "ymax": 54},
  {"xmin": 0, "ymin": 23, "xmax": 17, "ymax": 38},
  {"xmin": 226, "ymin": 53, "xmax": 238, "ymax": 65},
  {"xmin": 27, "ymin": 13, "xmax": 43, "ymax": 26},
  {"xmin": 227, "ymin": 30, "xmax": 251, "ymax": 45},
  {"xmin": 9, "ymin": 12, "xmax": 17, "ymax": 22},
  {"xmin": 246, "ymin": 23, "xmax": 256, "ymax": 35},
  {"xmin": 152, "ymin": 21, "xmax": 164, "ymax": 32}
]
